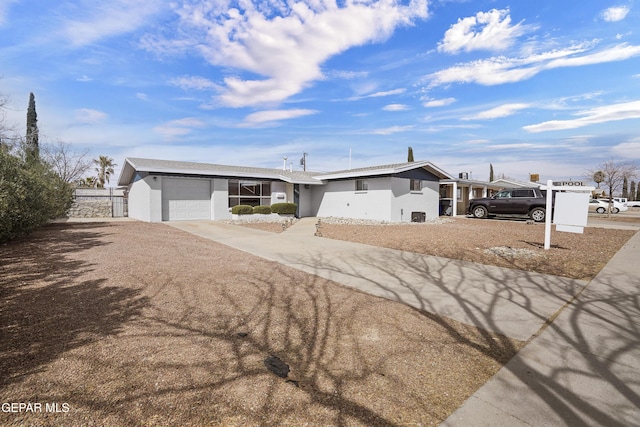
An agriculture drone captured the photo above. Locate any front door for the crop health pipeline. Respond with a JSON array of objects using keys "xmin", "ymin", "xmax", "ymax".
[{"xmin": 294, "ymin": 184, "xmax": 300, "ymax": 218}]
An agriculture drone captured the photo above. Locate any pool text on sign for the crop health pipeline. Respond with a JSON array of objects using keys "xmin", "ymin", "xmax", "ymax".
[{"xmin": 552, "ymin": 181, "xmax": 587, "ymax": 187}]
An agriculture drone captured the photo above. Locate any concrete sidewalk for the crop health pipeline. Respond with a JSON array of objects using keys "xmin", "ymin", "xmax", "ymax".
[
  {"xmin": 168, "ymin": 218, "xmax": 640, "ymax": 426},
  {"xmin": 442, "ymin": 231, "xmax": 640, "ymax": 426}
]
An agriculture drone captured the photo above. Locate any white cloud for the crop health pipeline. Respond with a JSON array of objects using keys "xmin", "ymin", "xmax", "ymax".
[
  {"xmin": 423, "ymin": 97, "xmax": 456, "ymax": 107},
  {"xmin": 370, "ymin": 125, "xmax": 414, "ymax": 135},
  {"xmin": 383, "ymin": 104, "xmax": 409, "ymax": 111},
  {"xmin": 241, "ymin": 109, "xmax": 318, "ymax": 126},
  {"xmin": 76, "ymin": 75, "xmax": 92, "ymax": 82},
  {"xmin": 0, "ymin": 0, "xmax": 18, "ymax": 26},
  {"xmin": 464, "ymin": 103, "xmax": 531, "ymax": 120},
  {"xmin": 612, "ymin": 138, "xmax": 640, "ymax": 158},
  {"xmin": 62, "ymin": 0, "xmax": 164, "ymax": 46},
  {"xmin": 155, "ymin": 0, "xmax": 427, "ymax": 107},
  {"xmin": 153, "ymin": 117, "xmax": 206, "ymax": 140},
  {"xmin": 169, "ymin": 75, "xmax": 219, "ymax": 91},
  {"xmin": 347, "ymin": 88, "xmax": 406, "ymax": 101},
  {"xmin": 601, "ymin": 6, "xmax": 630, "ymax": 22},
  {"xmin": 524, "ymin": 100, "xmax": 640, "ymax": 133},
  {"xmin": 168, "ymin": 118, "xmax": 205, "ymax": 127},
  {"xmin": 327, "ymin": 70, "xmax": 369, "ymax": 79},
  {"xmin": 75, "ymin": 109, "xmax": 108, "ymax": 124},
  {"xmin": 425, "ymin": 42, "xmax": 640, "ymax": 88},
  {"xmin": 136, "ymin": 92, "xmax": 149, "ymax": 101},
  {"xmin": 438, "ymin": 8, "xmax": 533, "ymax": 54}
]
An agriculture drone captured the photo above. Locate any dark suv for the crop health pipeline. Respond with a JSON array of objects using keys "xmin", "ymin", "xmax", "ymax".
[{"xmin": 468, "ymin": 188, "xmax": 547, "ymax": 222}]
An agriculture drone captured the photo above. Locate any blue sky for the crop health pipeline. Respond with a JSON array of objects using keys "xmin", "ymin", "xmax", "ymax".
[{"xmin": 1, "ymin": 0, "xmax": 639, "ymax": 183}]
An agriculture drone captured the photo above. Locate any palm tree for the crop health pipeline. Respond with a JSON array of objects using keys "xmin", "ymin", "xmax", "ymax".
[
  {"xmin": 593, "ymin": 170, "xmax": 605, "ymax": 189},
  {"xmin": 94, "ymin": 155, "xmax": 116, "ymax": 188}
]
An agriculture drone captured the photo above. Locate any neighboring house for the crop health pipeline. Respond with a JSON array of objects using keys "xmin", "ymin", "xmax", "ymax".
[
  {"xmin": 439, "ymin": 177, "xmax": 505, "ymax": 217},
  {"xmin": 117, "ymin": 157, "xmax": 453, "ymax": 223}
]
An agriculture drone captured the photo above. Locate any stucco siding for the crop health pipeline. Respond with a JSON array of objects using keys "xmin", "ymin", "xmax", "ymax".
[
  {"xmin": 149, "ymin": 176, "xmax": 163, "ymax": 222},
  {"xmin": 127, "ymin": 174, "xmax": 152, "ymax": 222},
  {"xmin": 389, "ymin": 178, "xmax": 440, "ymax": 222},
  {"xmin": 312, "ymin": 177, "xmax": 393, "ymax": 221},
  {"xmin": 212, "ymin": 178, "xmax": 231, "ymax": 220}
]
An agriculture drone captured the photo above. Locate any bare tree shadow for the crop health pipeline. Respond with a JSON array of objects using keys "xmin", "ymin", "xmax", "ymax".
[
  {"xmin": 0, "ymin": 223, "xmax": 150, "ymax": 389},
  {"xmin": 3, "ymin": 221, "xmax": 636, "ymax": 426},
  {"xmin": 275, "ymin": 240, "xmax": 639, "ymax": 426}
]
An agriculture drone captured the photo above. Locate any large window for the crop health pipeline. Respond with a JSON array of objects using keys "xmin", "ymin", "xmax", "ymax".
[
  {"xmin": 410, "ymin": 179, "xmax": 422, "ymax": 191},
  {"xmin": 229, "ymin": 180, "xmax": 272, "ymax": 207}
]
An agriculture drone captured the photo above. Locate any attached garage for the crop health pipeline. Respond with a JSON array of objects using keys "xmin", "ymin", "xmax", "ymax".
[
  {"xmin": 162, "ymin": 178, "xmax": 211, "ymax": 221},
  {"xmin": 119, "ymin": 157, "xmax": 454, "ymax": 223}
]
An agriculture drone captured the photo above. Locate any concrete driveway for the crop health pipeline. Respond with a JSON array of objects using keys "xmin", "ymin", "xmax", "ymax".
[{"xmin": 168, "ymin": 219, "xmax": 589, "ymax": 342}]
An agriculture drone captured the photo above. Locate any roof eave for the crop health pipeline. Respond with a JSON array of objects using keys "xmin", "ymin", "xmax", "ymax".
[{"xmin": 316, "ymin": 161, "xmax": 452, "ymax": 180}]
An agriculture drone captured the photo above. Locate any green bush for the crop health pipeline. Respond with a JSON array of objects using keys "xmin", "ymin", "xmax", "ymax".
[
  {"xmin": 270, "ymin": 202, "xmax": 297, "ymax": 215},
  {"xmin": 0, "ymin": 149, "xmax": 72, "ymax": 243},
  {"xmin": 253, "ymin": 205, "xmax": 272, "ymax": 214},
  {"xmin": 231, "ymin": 204, "xmax": 254, "ymax": 215}
]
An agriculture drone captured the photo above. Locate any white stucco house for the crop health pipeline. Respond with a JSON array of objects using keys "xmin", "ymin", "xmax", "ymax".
[{"xmin": 117, "ymin": 157, "xmax": 454, "ymax": 223}]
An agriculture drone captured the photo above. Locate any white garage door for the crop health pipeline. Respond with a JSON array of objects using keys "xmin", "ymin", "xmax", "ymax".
[{"xmin": 162, "ymin": 178, "xmax": 211, "ymax": 221}]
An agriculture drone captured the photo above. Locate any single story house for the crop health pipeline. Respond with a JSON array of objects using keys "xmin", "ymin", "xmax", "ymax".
[{"xmin": 117, "ymin": 157, "xmax": 454, "ymax": 222}]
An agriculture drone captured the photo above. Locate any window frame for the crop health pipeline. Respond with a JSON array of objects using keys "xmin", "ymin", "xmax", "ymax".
[
  {"xmin": 355, "ymin": 179, "xmax": 368, "ymax": 192},
  {"xmin": 228, "ymin": 180, "xmax": 272, "ymax": 207}
]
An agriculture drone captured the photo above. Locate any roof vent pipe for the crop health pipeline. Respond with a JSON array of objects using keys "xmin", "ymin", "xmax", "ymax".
[{"xmin": 283, "ymin": 157, "xmax": 287, "ymax": 171}]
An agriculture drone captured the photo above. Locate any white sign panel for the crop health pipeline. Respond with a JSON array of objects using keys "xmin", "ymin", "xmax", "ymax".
[{"xmin": 553, "ymin": 192, "xmax": 590, "ymax": 234}]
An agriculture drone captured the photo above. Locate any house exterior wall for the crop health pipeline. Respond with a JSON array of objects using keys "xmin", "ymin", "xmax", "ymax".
[
  {"xmin": 389, "ymin": 178, "xmax": 440, "ymax": 222},
  {"xmin": 149, "ymin": 176, "xmax": 163, "ymax": 222},
  {"xmin": 212, "ymin": 178, "xmax": 231, "ymax": 220},
  {"xmin": 311, "ymin": 177, "xmax": 393, "ymax": 221},
  {"xmin": 271, "ymin": 182, "xmax": 288, "ymax": 205},
  {"xmin": 127, "ymin": 173, "xmax": 153, "ymax": 222},
  {"xmin": 298, "ymin": 184, "xmax": 313, "ymax": 217}
]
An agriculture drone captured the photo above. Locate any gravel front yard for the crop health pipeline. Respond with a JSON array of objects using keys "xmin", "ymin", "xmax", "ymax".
[
  {"xmin": 1, "ymin": 221, "xmax": 524, "ymax": 427},
  {"xmin": 316, "ymin": 217, "xmax": 637, "ymax": 281}
]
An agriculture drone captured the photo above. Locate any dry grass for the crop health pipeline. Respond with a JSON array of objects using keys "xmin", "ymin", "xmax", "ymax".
[{"xmin": 1, "ymin": 222, "xmax": 524, "ymax": 427}]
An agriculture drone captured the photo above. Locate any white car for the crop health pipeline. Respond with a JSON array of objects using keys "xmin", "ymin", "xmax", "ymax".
[{"xmin": 590, "ymin": 199, "xmax": 627, "ymax": 213}]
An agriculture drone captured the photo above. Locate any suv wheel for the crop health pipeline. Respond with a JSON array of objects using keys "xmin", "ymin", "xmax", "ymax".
[
  {"xmin": 530, "ymin": 207, "xmax": 546, "ymax": 222},
  {"xmin": 613, "ymin": 207, "xmax": 620, "ymax": 214},
  {"xmin": 472, "ymin": 205, "xmax": 488, "ymax": 219},
  {"xmin": 596, "ymin": 207, "xmax": 605, "ymax": 214}
]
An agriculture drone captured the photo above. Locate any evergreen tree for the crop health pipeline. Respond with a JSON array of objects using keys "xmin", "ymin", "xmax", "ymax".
[
  {"xmin": 489, "ymin": 164, "xmax": 494, "ymax": 181},
  {"xmin": 622, "ymin": 176, "xmax": 628, "ymax": 198},
  {"xmin": 637, "ymin": 184, "xmax": 640, "ymax": 201},
  {"xmin": 26, "ymin": 92, "xmax": 39, "ymax": 162},
  {"xmin": 630, "ymin": 180, "xmax": 636, "ymax": 201},
  {"xmin": 407, "ymin": 146, "xmax": 414, "ymax": 162}
]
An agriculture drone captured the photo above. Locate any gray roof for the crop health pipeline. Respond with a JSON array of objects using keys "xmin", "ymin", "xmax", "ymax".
[
  {"xmin": 117, "ymin": 157, "xmax": 454, "ymax": 186},
  {"xmin": 315, "ymin": 160, "xmax": 453, "ymax": 180},
  {"xmin": 118, "ymin": 157, "xmax": 322, "ymax": 186}
]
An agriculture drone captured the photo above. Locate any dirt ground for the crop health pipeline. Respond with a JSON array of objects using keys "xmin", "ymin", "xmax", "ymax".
[
  {"xmin": 317, "ymin": 217, "xmax": 636, "ymax": 281},
  {"xmin": 1, "ymin": 221, "xmax": 524, "ymax": 427}
]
